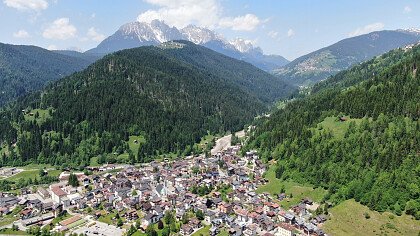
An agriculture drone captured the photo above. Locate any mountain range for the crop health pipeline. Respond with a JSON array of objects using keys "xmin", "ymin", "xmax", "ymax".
[
  {"xmin": 273, "ymin": 29, "xmax": 420, "ymax": 86},
  {"xmin": 87, "ymin": 20, "xmax": 289, "ymax": 71}
]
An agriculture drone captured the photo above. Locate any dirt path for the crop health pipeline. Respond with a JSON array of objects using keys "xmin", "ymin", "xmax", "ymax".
[{"xmin": 211, "ymin": 130, "xmax": 244, "ymax": 155}]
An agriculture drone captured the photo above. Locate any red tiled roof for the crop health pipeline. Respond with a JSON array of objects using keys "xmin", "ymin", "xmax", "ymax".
[
  {"xmin": 51, "ymin": 187, "xmax": 66, "ymax": 196},
  {"xmin": 279, "ymin": 223, "xmax": 295, "ymax": 231},
  {"xmin": 60, "ymin": 215, "xmax": 81, "ymax": 226}
]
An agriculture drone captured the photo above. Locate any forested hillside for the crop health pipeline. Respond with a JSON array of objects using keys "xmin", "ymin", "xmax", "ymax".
[
  {"xmin": 245, "ymin": 44, "xmax": 420, "ymax": 219},
  {"xmin": 274, "ymin": 30, "xmax": 420, "ymax": 86},
  {"xmin": 0, "ymin": 42, "xmax": 294, "ymax": 168},
  {"xmin": 0, "ymin": 43, "xmax": 92, "ymax": 106}
]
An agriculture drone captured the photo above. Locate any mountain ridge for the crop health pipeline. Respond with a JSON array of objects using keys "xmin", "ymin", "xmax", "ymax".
[
  {"xmin": 0, "ymin": 41, "xmax": 295, "ymax": 167},
  {"xmin": 87, "ymin": 20, "xmax": 289, "ymax": 71},
  {"xmin": 0, "ymin": 43, "xmax": 92, "ymax": 107},
  {"xmin": 273, "ymin": 30, "xmax": 420, "ymax": 86}
]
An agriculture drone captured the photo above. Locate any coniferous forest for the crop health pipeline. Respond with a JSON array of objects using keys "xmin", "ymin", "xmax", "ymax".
[
  {"xmin": 244, "ymin": 45, "xmax": 420, "ymax": 219},
  {"xmin": 0, "ymin": 42, "xmax": 294, "ymax": 168}
]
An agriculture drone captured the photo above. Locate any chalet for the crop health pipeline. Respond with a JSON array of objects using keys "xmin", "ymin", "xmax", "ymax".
[
  {"xmin": 284, "ymin": 213, "xmax": 295, "ymax": 224},
  {"xmin": 210, "ymin": 225, "xmax": 219, "ymax": 236},
  {"xmin": 0, "ymin": 206, "xmax": 9, "ymax": 216},
  {"xmin": 338, "ymin": 116, "xmax": 347, "ymax": 122},
  {"xmin": 20, "ymin": 208, "xmax": 33, "ymax": 219},
  {"xmin": 228, "ymin": 226, "xmax": 242, "ymax": 236},
  {"xmin": 315, "ymin": 214, "xmax": 328, "ymax": 224},
  {"xmin": 180, "ymin": 224, "xmax": 194, "ymax": 235},
  {"xmin": 50, "ymin": 186, "xmax": 70, "ymax": 208},
  {"xmin": 302, "ymin": 198, "xmax": 313, "ymax": 205},
  {"xmin": 303, "ymin": 223, "xmax": 317, "ymax": 235},
  {"xmin": 37, "ymin": 187, "xmax": 50, "ymax": 199},
  {"xmin": 42, "ymin": 202, "xmax": 54, "ymax": 213},
  {"xmin": 142, "ymin": 213, "xmax": 159, "ymax": 226},
  {"xmin": 294, "ymin": 218, "xmax": 305, "ymax": 230},
  {"xmin": 218, "ymin": 202, "xmax": 233, "ymax": 214},
  {"xmin": 276, "ymin": 223, "xmax": 295, "ymax": 236},
  {"xmin": 125, "ymin": 209, "xmax": 139, "ymax": 221}
]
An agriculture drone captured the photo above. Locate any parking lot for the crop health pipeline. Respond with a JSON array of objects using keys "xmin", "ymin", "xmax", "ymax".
[{"xmin": 72, "ymin": 220, "xmax": 125, "ymax": 236}]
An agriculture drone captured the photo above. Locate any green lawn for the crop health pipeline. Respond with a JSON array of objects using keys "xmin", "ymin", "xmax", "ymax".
[
  {"xmin": 7, "ymin": 169, "xmax": 61, "ymax": 182},
  {"xmin": 51, "ymin": 212, "xmax": 72, "ymax": 225},
  {"xmin": 98, "ymin": 211, "xmax": 118, "ymax": 225},
  {"xmin": 0, "ymin": 206, "xmax": 22, "ymax": 227},
  {"xmin": 116, "ymin": 135, "xmax": 146, "ymax": 162},
  {"xmin": 0, "ymin": 228, "xmax": 29, "ymax": 235},
  {"xmin": 219, "ymin": 186, "xmax": 233, "ymax": 202},
  {"xmin": 129, "ymin": 135, "xmax": 145, "ymax": 156},
  {"xmin": 256, "ymin": 166, "xmax": 326, "ymax": 209},
  {"xmin": 217, "ymin": 229, "xmax": 229, "ymax": 236},
  {"xmin": 315, "ymin": 116, "xmax": 363, "ymax": 139},
  {"xmin": 67, "ymin": 219, "xmax": 87, "ymax": 229},
  {"xmin": 24, "ymin": 108, "xmax": 52, "ymax": 124},
  {"xmin": 192, "ymin": 225, "xmax": 211, "ymax": 236},
  {"xmin": 322, "ymin": 199, "xmax": 420, "ymax": 236}
]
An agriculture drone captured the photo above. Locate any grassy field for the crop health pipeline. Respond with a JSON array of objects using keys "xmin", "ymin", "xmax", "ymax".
[
  {"xmin": 116, "ymin": 135, "xmax": 146, "ymax": 162},
  {"xmin": 315, "ymin": 116, "xmax": 363, "ymax": 139},
  {"xmin": 322, "ymin": 199, "xmax": 420, "ymax": 236},
  {"xmin": 128, "ymin": 135, "xmax": 146, "ymax": 156},
  {"xmin": 24, "ymin": 108, "xmax": 52, "ymax": 124},
  {"xmin": 256, "ymin": 166, "xmax": 326, "ymax": 209},
  {"xmin": 7, "ymin": 169, "xmax": 61, "ymax": 182},
  {"xmin": 192, "ymin": 225, "xmax": 211, "ymax": 236}
]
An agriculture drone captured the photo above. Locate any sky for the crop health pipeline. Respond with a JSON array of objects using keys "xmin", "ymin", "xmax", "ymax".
[{"xmin": 0, "ymin": 0, "xmax": 419, "ymax": 60}]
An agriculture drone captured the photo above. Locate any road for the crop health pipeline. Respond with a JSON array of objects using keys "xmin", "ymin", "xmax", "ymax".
[{"xmin": 211, "ymin": 130, "xmax": 245, "ymax": 155}]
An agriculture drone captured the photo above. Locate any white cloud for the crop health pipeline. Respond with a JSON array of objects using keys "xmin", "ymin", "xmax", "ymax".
[
  {"xmin": 404, "ymin": 6, "xmax": 412, "ymax": 13},
  {"xmin": 348, "ymin": 22, "xmax": 384, "ymax": 37},
  {"xmin": 287, "ymin": 29, "xmax": 295, "ymax": 37},
  {"xmin": 3, "ymin": 0, "xmax": 48, "ymax": 11},
  {"xmin": 43, "ymin": 18, "xmax": 77, "ymax": 40},
  {"xmin": 137, "ymin": 0, "xmax": 262, "ymax": 31},
  {"xmin": 219, "ymin": 14, "xmax": 261, "ymax": 31},
  {"xmin": 138, "ymin": 0, "xmax": 221, "ymax": 28},
  {"xmin": 268, "ymin": 30, "xmax": 279, "ymax": 39},
  {"xmin": 13, "ymin": 29, "xmax": 30, "ymax": 38},
  {"xmin": 87, "ymin": 27, "xmax": 106, "ymax": 42}
]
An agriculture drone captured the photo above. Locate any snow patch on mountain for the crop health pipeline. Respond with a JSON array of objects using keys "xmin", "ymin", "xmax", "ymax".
[
  {"xmin": 229, "ymin": 38, "xmax": 262, "ymax": 54},
  {"xmin": 180, "ymin": 25, "xmax": 224, "ymax": 44},
  {"xmin": 119, "ymin": 20, "xmax": 262, "ymax": 53}
]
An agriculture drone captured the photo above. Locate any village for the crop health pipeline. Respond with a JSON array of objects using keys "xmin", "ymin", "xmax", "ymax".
[{"xmin": 0, "ymin": 143, "xmax": 328, "ymax": 236}]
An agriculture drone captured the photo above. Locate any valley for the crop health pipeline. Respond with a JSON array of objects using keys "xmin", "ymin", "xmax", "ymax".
[{"xmin": 0, "ymin": 2, "xmax": 419, "ymax": 235}]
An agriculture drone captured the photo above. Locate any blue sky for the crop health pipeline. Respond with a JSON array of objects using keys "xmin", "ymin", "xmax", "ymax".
[{"xmin": 0, "ymin": 0, "xmax": 419, "ymax": 60}]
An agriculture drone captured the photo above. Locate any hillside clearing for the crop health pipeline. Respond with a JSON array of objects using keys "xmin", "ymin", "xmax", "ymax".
[
  {"xmin": 322, "ymin": 199, "xmax": 420, "ymax": 236},
  {"xmin": 256, "ymin": 166, "xmax": 327, "ymax": 209}
]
